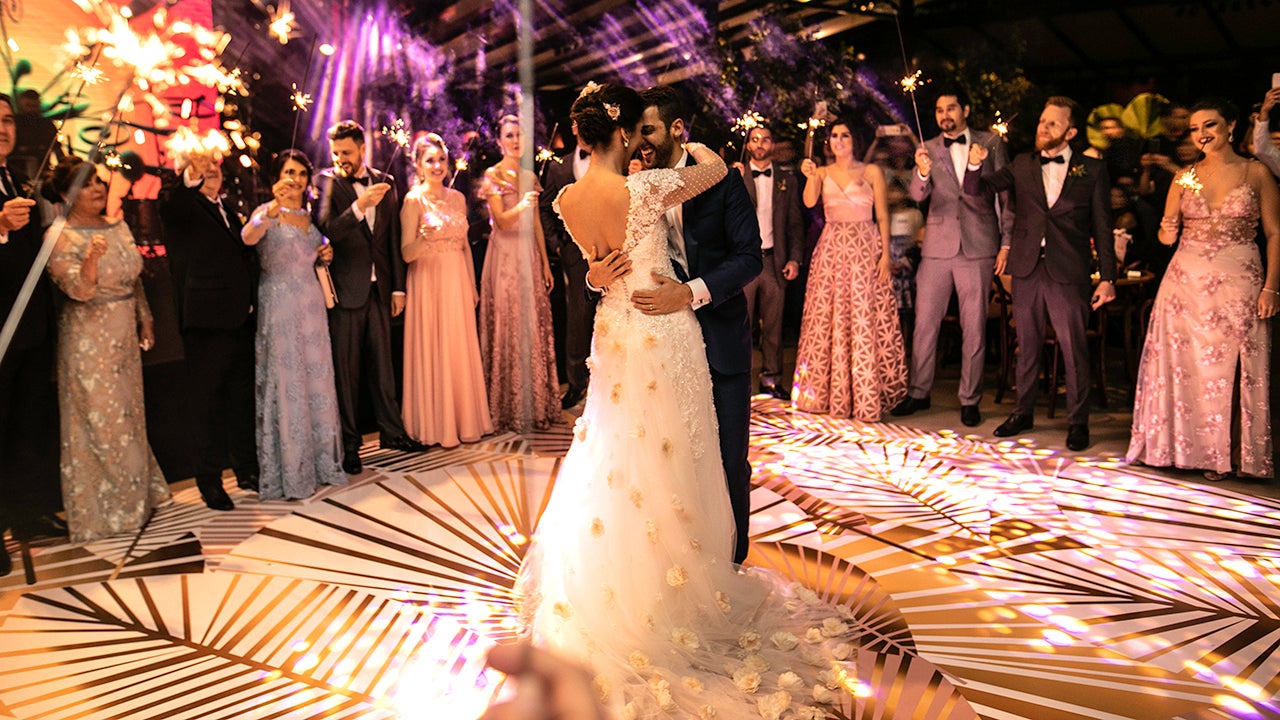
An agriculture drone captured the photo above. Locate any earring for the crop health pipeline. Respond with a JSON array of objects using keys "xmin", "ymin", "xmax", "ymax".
[
  {"xmin": 1228, "ymin": 131, "xmax": 1234, "ymax": 142},
  {"xmin": 622, "ymin": 134, "xmax": 629, "ymax": 149}
]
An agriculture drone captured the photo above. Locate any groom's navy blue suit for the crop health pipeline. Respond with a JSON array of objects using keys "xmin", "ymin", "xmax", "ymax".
[{"xmin": 675, "ymin": 154, "xmax": 761, "ymax": 564}]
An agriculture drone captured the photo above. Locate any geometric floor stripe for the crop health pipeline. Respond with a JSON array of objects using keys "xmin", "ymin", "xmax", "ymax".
[{"xmin": 3, "ymin": 397, "xmax": 1280, "ymax": 719}]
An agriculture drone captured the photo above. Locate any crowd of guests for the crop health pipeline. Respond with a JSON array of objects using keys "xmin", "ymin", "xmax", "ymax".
[{"xmin": 1, "ymin": 77, "xmax": 1277, "ymax": 575}]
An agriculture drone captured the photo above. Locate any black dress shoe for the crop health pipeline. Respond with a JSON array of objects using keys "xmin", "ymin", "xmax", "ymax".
[
  {"xmin": 891, "ymin": 395, "xmax": 930, "ymax": 417},
  {"xmin": 993, "ymin": 413, "xmax": 1034, "ymax": 437},
  {"xmin": 342, "ymin": 451, "xmax": 363, "ymax": 475},
  {"xmin": 11, "ymin": 514, "xmax": 69, "ymax": 541},
  {"xmin": 960, "ymin": 404, "xmax": 982, "ymax": 427},
  {"xmin": 381, "ymin": 435, "xmax": 428, "ymax": 452},
  {"xmin": 236, "ymin": 472, "xmax": 259, "ymax": 492},
  {"xmin": 0, "ymin": 546, "xmax": 11, "ymax": 577},
  {"xmin": 201, "ymin": 486, "xmax": 235, "ymax": 512},
  {"xmin": 1066, "ymin": 424, "xmax": 1090, "ymax": 451},
  {"xmin": 561, "ymin": 387, "xmax": 585, "ymax": 410},
  {"xmin": 767, "ymin": 385, "xmax": 790, "ymax": 401}
]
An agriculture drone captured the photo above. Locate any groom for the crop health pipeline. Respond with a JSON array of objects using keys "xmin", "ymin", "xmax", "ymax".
[{"xmin": 591, "ymin": 85, "xmax": 762, "ymax": 564}]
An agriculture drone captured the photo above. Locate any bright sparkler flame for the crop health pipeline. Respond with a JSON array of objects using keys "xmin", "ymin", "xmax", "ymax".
[
  {"xmin": 899, "ymin": 70, "xmax": 925, "ymax": 94},
  {"xmin": 1175, "ymin": 167, "xmax": 1203, "ymax": 194},
  {"xmin": 71, "ymin": 63, "xmax": 107, "ymax": 86},
  {"xmin": 290, "ymin": 84, "xmax": 313, "ymax": 112},
  {"xmin": 535, "ymin": 147, "xmax": 559, "ymax": 164},
  {"xmin": 381, "ymin": 119, "xmax": 411, "ymax": 150},
  {"xmin": 268, "ymin": 7, "xmax": 297, "ymax": 45},
  {"xmin": 455, "ymin": 158, "xmax": 469, "ymax": 172},
  {"xmin": 732, "ymin": 110, "xmax": 766, "ymax": 136},
  {"xmin": 166, "ymin": 126, "xmax": 232, "ymax": 165}
]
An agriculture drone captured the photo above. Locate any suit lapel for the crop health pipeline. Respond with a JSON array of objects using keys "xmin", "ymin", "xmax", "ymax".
[
  {"xmin": 933, "ymin": 136, "xmax": 960, "ymax": 189},
  {"xmin": 1056, "ymin": 160, "xmax": 1083, "ymax": 209}
]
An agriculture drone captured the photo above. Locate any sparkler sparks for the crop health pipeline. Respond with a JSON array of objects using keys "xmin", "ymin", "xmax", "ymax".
[
  {"xmin": 71, "ymin": 63, "xmax": 107, "ymax": 86},
  {"xmin": 165, "ymin": 126, "xmax": 231, "ymax": 165},
  {"xmin": 990, "ymin": 111, "xmax": 1015, "ymax": 141},
  {"xmin": 268, "ymin": 7, "xmax": 297, "ymax": 45},
  {"xmin": 290, "ymin": 84, "xmax": 313, "ymax": 112},
  {"xmin": 535, "ymin": 147, "xmax": 559, "ymax": 164},
  {"xmin": 455, "ymin": 158, "xmax": 469, "ymax": 172},
  {"xmin": 732, "ymin": 111, "xmax": 767, "ymax": 136},
  {"xmin": 1176, "ymin": 167, "xmax": 1203, "ymax": 194},
  {"xmin": 381, "ymin": 119, "xmax": 411, "ymax": 151},
  {"xmin": 898, "ymin": 70, "xmax": 925, "ymax": 95}
]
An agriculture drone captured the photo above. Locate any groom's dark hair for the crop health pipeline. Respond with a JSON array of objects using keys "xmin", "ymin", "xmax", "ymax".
[{"xmin": 641, "ymin": 85, "xmax": 687, "ymax": 128}]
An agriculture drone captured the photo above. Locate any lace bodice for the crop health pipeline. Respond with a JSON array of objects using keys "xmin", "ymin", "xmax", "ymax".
[
  {"xmin": 822, "ymin": 175, "xmax": 874, "ymax": 223},
  {"xmin": 1179, "ymin": 181, "xmax": 1260, "ymax": 260}
]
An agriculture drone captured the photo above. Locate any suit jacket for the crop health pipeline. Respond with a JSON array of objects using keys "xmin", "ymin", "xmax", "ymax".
[
  {"xmin": 539, "ymin": 156, "xmax": 580, "ymax": 262},
  {"xmin": 160, "ymin": 177, "xmax": 256, "ymax": 331},
  {"xmin": 681, "ymin": 156, "xmax": 763, "ymax": 375},
  {"xmin": 315, "ymin": 167, "xmax": 405, "ymax": 309},
  {"xmin": 910, "ymin": 128, "xmax": 1012, "ymax": 259},
  {"xmin": 965, "ymin": 151, "xmax": 1116, "ymax": 285},
  {"xmin": 741, "ymin": 164, "xmax": 805, "ymax": 269},
  {"xmin": 0, "ymin": 166, "xmax": 52, "ymax": 351}
]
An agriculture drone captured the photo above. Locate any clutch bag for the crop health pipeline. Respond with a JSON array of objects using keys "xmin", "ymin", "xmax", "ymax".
[{"xmin": 315, "ymin": 262, "xmax": 338, "ymax": 309}]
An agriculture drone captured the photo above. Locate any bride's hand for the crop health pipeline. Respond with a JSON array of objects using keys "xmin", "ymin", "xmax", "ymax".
[{"xmin": 587, "ymin": 249, "xmax": 632, "ymax": 290}]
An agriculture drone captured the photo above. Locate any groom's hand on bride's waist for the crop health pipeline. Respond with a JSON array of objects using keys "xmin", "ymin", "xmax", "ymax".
[{"xmin": 632, "ymin": 272, "xmax": 694, "ymax": 315}]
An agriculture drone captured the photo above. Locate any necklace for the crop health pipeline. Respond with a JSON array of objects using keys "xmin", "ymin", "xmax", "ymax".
[{"xmin": 278, "ymin": 205, "xmax": 309, "ymax": 217}]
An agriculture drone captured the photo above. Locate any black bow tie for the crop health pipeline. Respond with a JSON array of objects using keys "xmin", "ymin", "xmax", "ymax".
[
  {"xmin": 943, "ymin": 135, "xmax": 966, "ymax": 147},
  {"xmin": 578, "ymin": 149, "xmax": 590, "ymax": 160},
  {"xmin": 751, "ymin": 168, "xmax": 772, "ymax": 178},
  {"xmin": 1040, "ymin": 155, "xmax": 1066, "ymax": 165},
  {"xmin": 350, "ymin": 174, "xmax": 370, "ymax": 186}
]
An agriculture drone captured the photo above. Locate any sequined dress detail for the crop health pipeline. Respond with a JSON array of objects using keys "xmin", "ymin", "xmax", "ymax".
[
  {"xmin": 1128, "ymin": 174, "xmax": 1272, "ymax": 476},
  {"xmin": 48, "ymin": 222, "xmax": 169, "ymax": 543},
  {"xmin": 478, "ymin": 169, "xmax": 560, "ymax": 433},
  {"xmin": 519, "ymin": 167, "xmax": 861, "ymax": 720}
]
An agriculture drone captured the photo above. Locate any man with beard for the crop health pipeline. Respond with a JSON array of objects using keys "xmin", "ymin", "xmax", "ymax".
[
  {"xmin": 965, "ymin": 97, "xmax": 1116, "ymax": 451},
  {"xmin": 587, "ymin": 85, "xmax": 761, "ymax": 564},
  {"xmin": 316, "ymin": 121, "xmax": 425, "ymax": 475},
  {"xmin": 894, "ymin": 87, "xmax": 1010, "ymax": 427},
  {"xmin": 739, "ymin": 125, "xmax": 803, "ymax": 399}
]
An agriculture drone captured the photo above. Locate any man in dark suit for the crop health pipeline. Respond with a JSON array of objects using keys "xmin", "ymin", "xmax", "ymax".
[
  {"xmin": 539, "ymin": 137, "xmax": 596, "ymax": 410},
  {"xmin": 598, "ymin": 85, "xmax": 761, "ymax": 564},
  {"xmin": 740, "ymin": 125, "xmax": 804, "ymax": 399},
  {"xmin": 0, "ymin": 93, "xmax": 62, "ymax": 575},
  {"xmin": 895, "ymin": 87, "xmax": 1011, "ymax": 427},
  {"xmin": 315, "ymin": 121, "xmax": 424, "ymax": 474},
  {"xmin": 965, "ymin": 96, "xmax": 1116, "ymax": 451},
  {"xmin": 161, "ymin": 152, "xmax": 258, "ymax": 511}
]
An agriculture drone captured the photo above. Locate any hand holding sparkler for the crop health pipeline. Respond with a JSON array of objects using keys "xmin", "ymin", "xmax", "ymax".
[
  {"xmin": 0, "ymin": 198, "xmax": 36, "ymax": 234},
  {"xmin": 968, "ymin": 142, "xmax": 989, "ymax": 167},
  {"xmin": 913, "ymin": 146, "xmax": 932, "ymax": 178}
]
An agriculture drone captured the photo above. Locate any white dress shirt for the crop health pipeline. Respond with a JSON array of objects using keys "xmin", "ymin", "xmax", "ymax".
[
  {"xmin": 749, "ymin": 160, "xmax": 774, "ymax": 250},
  {"xmin": 348, "ymin": 168, "xmax": 379, "ymax": 283},
  {"xmin": 663, "ymin": 150, "xmax": 711, "ymax": 309},
  {"xmin": 1041, "ymin": 145, "xmax": 1071, "ymax": 208},
  {"xmin": 947, "ymin": 130, "xmax": 970, "ymax": 181}
]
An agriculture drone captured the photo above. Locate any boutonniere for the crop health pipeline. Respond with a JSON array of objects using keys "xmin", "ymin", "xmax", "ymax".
[
  {"xmin": 777, "ymin": 179, "xmax": 788, "ymax": 193},
  {"xmin": 1068, "ymin": 164, "xmax": 1087, "ymax": 178}
]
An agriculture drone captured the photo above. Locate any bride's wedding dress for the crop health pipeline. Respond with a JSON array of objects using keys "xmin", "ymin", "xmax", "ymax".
[{"xmin": 519, "ymin": 162, "xmax": 857, "ymax": 719}]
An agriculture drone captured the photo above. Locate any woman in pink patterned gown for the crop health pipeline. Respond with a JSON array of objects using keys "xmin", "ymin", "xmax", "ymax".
[
  {"xmin": 401, "ymin": 134, "xmax": 493, "ymax": 447},
  {"xmin": 1128, "ymin": 99, "xmax": 1279, "ymax": 479},
  {"xmin": 792, "ymin": 119, "xmax": 908, "ymax": 421},
  {"xmin": 478, "ymin": 115, "xmax": 560, "ymax": 433}
]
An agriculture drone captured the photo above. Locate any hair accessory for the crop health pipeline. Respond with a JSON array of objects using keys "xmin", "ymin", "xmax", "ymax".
[
  {"xmin": 578, "ymin": 81, "xmax": 601, "ymax": 99},
  {"xmin": 603, "ymin": 102, "xmax": 620, "ymax": 121}
]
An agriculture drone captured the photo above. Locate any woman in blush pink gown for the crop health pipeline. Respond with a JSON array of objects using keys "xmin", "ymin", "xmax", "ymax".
[
  {"xmin": 792, "ymin": 119, "xmax": 908, "ymax": 421},
  {"xmin": 401, "ymin": 134, "xmax": 493, "ymax": 448},
  {"xmin": 478, "ymin": 114, "xmax": 559, "ymax": 433},
  {"xmin": 1128, "ymin": 99, "xmax": 1279, "ymax": 479}
]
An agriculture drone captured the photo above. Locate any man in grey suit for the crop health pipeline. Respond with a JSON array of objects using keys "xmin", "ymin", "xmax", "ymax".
[
  {"xmin": 893, "ymin": 87, "xmax": 1009, "ymax": 427},
  {"xmin": 740, "ymin": 125, "xmax": 804, "ymax": 398}
]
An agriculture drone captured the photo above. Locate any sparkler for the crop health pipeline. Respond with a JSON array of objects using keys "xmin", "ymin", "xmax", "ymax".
[
  {"xmin": 892, "ymin": 12, "xmax": 926, "ymax": 138},
  {"xmin": 1175, "ymin": 166, "xmax": 1203, "ymax": 194},
  {"xmin": 290, "ymin": 84, "xmax": 313, "ymax": 112},
  {"xmin": 537, "ymin": 121, "xmax": 559, "ymax": 174},
  {"xmin": 989, "ymin": 111, "xmax": 1013, "ymax": 142},
  {"xmin": 71, "ymin": 63, "xmax": 107, "ymax": 86},
  {"xmin": 732, "ymin": 110, "xmax": 766, "ymax": 164},
  {"xmin": 801, "ymin": 101, "xmax": 830, "ymax": 160},
  {"xmin": 268, "ymin": 5, "xmax": 297, "ymax": 45},
  {"xmin": 379, "ymin": 118, "xmax": 411, "ymax": 178}
]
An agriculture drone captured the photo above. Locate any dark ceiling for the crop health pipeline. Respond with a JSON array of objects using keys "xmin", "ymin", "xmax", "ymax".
[{"xmin": 400, "ymin": 0, "xmax": 1280, "ymax": 99}]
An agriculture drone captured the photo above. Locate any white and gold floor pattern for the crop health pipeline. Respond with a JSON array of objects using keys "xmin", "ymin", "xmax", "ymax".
[{"xmin": 2, "ymin": 397, "xmax": 1279, "ymax": 720}]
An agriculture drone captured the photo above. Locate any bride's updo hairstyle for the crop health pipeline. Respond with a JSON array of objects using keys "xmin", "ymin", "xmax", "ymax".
[{"xmin": 570, "ymin": 82, "xmax": 643, "ymax": 150}]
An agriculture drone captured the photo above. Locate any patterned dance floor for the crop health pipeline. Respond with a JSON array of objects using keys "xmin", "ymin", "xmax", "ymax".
[{"xmin": 2, "ymin": 397, "xmax": 1279, "ymax": 719}]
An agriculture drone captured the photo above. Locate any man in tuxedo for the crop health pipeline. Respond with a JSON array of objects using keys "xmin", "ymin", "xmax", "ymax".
[
  {"xmin": 161, "ymin": 152, "xmax": 258, "ymax": 510},
  {"xmin": 965, "ymin": 96, "xmax": 1116, "ymax": 451},
  {"xmin": 539, "ymin": 136, "xmax": 596, "ymax": 409},
  {"xmin": 316, "ymin": 120, "xmax": 424, "ymax": 474},
  {"xmin": 0, "ymin": 94, "xmax": 63, "ymax": 575},
  {"xmin": 739, "ymin": 125, "xmax": 804, "ymax": 399},
  {"xmin": 594, "ymin": 85, "xmax": 761, "ymax": 564},
  {"xmin": 894, "ymin": 87, "xmax": 1010, "ymax": 427}
]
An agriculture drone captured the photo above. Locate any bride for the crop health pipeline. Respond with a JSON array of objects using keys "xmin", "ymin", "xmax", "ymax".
[{"xmin": 516, "ymin": 83, "xmax": 859, "ymax": 719}]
